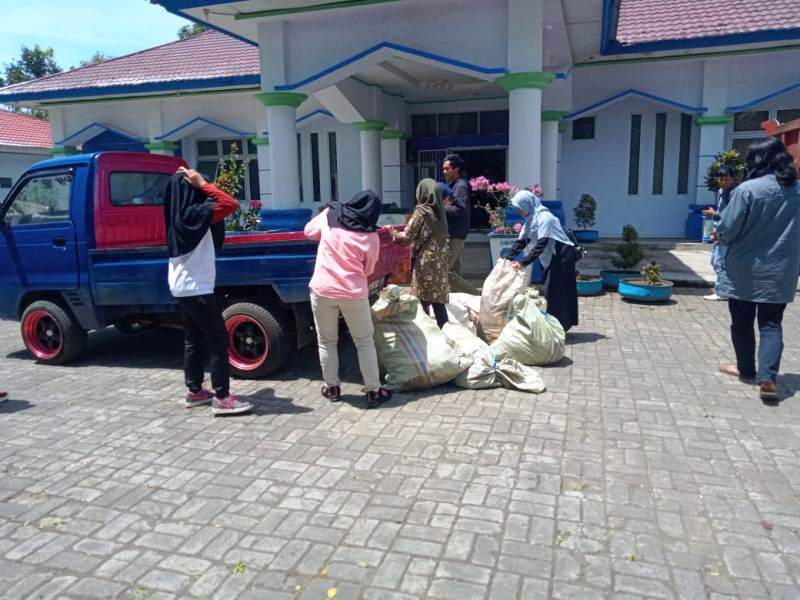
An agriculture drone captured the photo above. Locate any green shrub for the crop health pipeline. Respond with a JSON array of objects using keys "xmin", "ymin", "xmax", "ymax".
[
  {"xmin": 611, "ymin": 224, "xmax": 644, "ymax": 270},
  {"xmin": 574, "ymin": 194, "xmax": 597, "ymax": 229}
]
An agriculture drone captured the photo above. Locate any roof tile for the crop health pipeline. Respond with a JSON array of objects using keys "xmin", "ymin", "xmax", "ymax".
[
  {"xmin": 0, "ymin": 109, "xmax": 52, "ymax": 148},
  {"xmin": 616, "ymin": 0, "xmax": 800, "ymax": 45}
]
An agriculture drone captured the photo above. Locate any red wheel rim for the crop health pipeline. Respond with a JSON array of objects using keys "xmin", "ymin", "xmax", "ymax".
[
  {"xmin": 226, "ymin": 314, "xmax": 269, "ymax": 371},
  {"xmin": 23, "ymin": 310, "xmax": 63, "ymax": 360}
]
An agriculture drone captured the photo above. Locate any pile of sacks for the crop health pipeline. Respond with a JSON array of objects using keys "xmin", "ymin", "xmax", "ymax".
[{"xmin": 371, "ymin": 259, "xmax": 565, "ymax": 393}]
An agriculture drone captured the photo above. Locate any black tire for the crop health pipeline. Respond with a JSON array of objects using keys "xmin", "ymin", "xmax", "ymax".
[
  {"xmin": 222, "ymin": 301, "xmax": 289, "ymax": 378},
  {"xmin": 21, "ymin": 300, "xmax": 87, "ymax": 365}
]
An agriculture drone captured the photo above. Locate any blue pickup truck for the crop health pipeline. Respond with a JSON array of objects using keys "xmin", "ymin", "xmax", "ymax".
[{"xmin": 0, "ymin": 152, "xmax": 406, "ymax": 377}]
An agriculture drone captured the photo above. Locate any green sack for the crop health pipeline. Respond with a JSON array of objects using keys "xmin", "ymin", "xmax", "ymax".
[
  {"xmin": 490, "ymin": 288, "xmax": 565, "ymax": 366},
  {"xmin": 372, "ymin": 286, "xmax": 472, "ymax": 391},
  {"xmin": 443, "ymin": 322, "xmax": 546, "ymax": 393}
]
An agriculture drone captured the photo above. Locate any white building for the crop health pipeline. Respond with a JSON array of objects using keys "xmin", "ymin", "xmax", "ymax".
[
  {"xmin": 1, "ymin": 0, "xmax": 800, "ymax": 236},
  {"xmin": 0, "ymin": 109, "xmax": 52, "ymax": 200}
]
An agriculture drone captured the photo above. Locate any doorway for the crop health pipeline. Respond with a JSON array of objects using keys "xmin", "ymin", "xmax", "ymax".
[{"xmin": 451, "ymin": 147, "xmax": 507, "ymax": 230}]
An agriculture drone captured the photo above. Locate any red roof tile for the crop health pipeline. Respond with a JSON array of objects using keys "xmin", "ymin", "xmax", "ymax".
[
  {"xmin": 0, "ymin": 31, "xmax": 259, "ymax": 99},
  {"xmin": 616, "ymin": 0, "xmax": 800, "ymax": 45},
  {"xmin": 0, "ymin": 109, "xmax": 52, "ymax": 148}
]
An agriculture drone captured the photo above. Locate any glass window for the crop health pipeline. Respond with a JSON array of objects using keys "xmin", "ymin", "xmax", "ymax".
[
  {"xmin": 677, "ymin": 113, "xmax": 692, "ymax": 195},
  {"xmin": 310, "ymin": 133, "xmax": 321, "ymax": 202},
  {"xmin": 222, "ymin": 138, "xmax": 245, "ymax": 156},
  {"xmin": 652, "ymin": 113, "xmax": 667, "ymax": 195},
  {"xmin": 732, "ymin": 137, "xmax": 763, "ymax": 157},
  {"xmin": 196, "ymin": 160, "xmax": 219, "ymax": 183},
  {"xmin": 733, "ymin": 111, "xmax": 769, "ymax": 132},
  {"xmin": 297, "ymin": 133, "xmax": 303, "ymax": 202},
  {"xmin": 572, "ymin": 117, "xmax": 595, "ymax": 140},
  {"xmin": 328, "ymin": 132, "xmax": 338, "ymax": 202},
  {"xmin": 4, "ymin": 172, "xmax": 72, "ymax": 226},
  {"xmin": 109, "ymin": 172, "xmax": 170, "ymax": 206},
  {"xmin": 0, "ymin": 177, "xmax": 12, "ymax": 189},
  {"xmin": 777, "ymin": 108, "xmax": 800, "ymax": 124},
  {"xmin": 197, "ymin": 140, "xmax": 218, "ymax": 156},
  {"xmin": 628, "ymin": 115, "xmax": 641, "ymax": 195},
  {"xmin": 437, "ymin": 112, "xmax": 478, "ymax": 136},
  {"xmin": 247, "ymin": 139, "xmax": 257, "ymax": 154},
  {"xmin": 248, "ymin": 161, "xmax": 260, "ymax": 201},
  {"xmin": 411, "ymin": 114, "xmax": 436, "ymax": 137},
  {"xmin": 479, "ymin": 110, "xmax": 509, "ymax": 135}
]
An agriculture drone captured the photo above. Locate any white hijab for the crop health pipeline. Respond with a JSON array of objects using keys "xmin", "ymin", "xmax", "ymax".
[{"xmin": 510, "ymin": 190, "xmax": 573, "ymax": 247}]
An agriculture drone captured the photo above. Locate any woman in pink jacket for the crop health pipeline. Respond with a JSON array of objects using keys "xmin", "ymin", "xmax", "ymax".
[{"xmin": 304, "ymin": 190, "xmax": 392, "ymax": 409}]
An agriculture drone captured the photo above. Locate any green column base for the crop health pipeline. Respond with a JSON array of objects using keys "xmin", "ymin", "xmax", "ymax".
[
  {"xmin": 495, "ymin": 71, "xmax": 556, "ymax": 92},
  {"xmin": 695, "ymin": 115, "xmax": 733, "ymax": 127},
  {"xmin": 251, "ymin": 136, "xmax": 270, "ymax": 146},
  {"xmin": 354, "ymin": 120, "xmax": 387, "ymax": 132},
  {"xmin": 255, "ymin": 92, "xmax": 308, "ymax": 107},
  {"xmin": 51, "ymin": 145, "xmax": 79, "ymax": 156},
  {"xmin": 380, "ymin": 128, "xmax": 408, "ymax": 140},
  {"xmin": 144, "ymin": 141, "xmax": 178, "ymax": 153}
]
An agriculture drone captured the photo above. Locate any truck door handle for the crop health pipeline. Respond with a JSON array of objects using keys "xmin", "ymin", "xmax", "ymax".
[{"xmin": 52, "ymin": 237, "xmax": 66, "ymax": 248}]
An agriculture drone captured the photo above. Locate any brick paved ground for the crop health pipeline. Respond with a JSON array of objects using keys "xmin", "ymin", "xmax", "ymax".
[{"xmin": 1, "ymin": 290, "xmax": 799, "ymax": 599}]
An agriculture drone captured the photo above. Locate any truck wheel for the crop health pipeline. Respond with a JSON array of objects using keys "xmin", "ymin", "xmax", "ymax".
[
  {"xmin": 21, "ymin": 300, "xmax": 87, "ymax": 365},
  {"xmin": 223, "ymin": 301, "xmax": 289, "ymax": 378}
]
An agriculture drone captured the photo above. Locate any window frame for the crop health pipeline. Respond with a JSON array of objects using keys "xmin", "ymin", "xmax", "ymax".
[
  {"xmin": 194, "ymin": 137, "xmax": 258, "ymax": 203},
  {"xmin": 627, "ymin": 114, "xmax": 642, "ymax": 196},
  {"xmin": 2, "ymin": 169, "xmax": 74, "ymax": 226},
  {"xmin": 572, "ymin": 117, "xmax": 596, "ymax": 141},
  {"xmin": 729, "ymin": 107, "xmax": 800, "ymax": 155},
  {"xmin": 107, "ymin": 171, "xmax": 171, "ymax": 207}
]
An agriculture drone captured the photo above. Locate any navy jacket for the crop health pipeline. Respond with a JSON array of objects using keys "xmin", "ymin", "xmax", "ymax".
[{"xmin": 445, "ymin": 178, "xmax": 471, "ymax": 239}]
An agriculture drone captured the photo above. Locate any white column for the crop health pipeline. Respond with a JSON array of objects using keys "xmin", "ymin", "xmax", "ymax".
[
  {"xmin": 256, "ymin": 93, "xmax": 307, "ymax": 209},
  {"xmin": 380, "ymin": 129, "xmax": 406, "ymax": 207},
  {"xmin": 540, "ymin": 115, "xmax": 562, "ymax": 199},
  {"xmin": 695, "ymin": 60, "xmax": 731, "ymax": 204},
  {"xmin": 143, "ymin": 100, "xmax": 175, "ymax": 156},
  {"xmin": 355, "ymin": 121, "xmax": 385, "ymax": 194},
  {"xmin": 500, "ymin": 0, "xmax": 551, "ymax": 188}
]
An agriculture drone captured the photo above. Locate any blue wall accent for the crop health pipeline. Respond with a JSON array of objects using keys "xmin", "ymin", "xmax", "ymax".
[
  {"xmin": 155, "ymin": 116, "xmax": 254, "ymax": 140},
  {"xmin": 274, "ymin": 41, "xmax": 508, "ymax": 91},
  {"xmin": 82, "ymin": 129, "xmax": 147, "ymax": 153},
  {"xmin": 565, "ymin": 89, "xmax": 707, "ymax": 120},
  {"xmin": 57, "ymin": 122, "xmax": 146, "ymax": 146},
  {"xmin": 727, "ymin": 81, "xmax": 800, "ymax": 112},
  {"xmin": 410, "ymin": 134, "xmax": 508, "ymax": 151},
  {"xmin": 296, "ymin": 109, "xmax": 334, "ymax": 124}
]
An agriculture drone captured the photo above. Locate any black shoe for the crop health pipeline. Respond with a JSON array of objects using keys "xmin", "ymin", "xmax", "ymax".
[
  {"xmin": 366, "ymin": 387, "xmax": 392, "ymax": 409},
  {"xmin": 759, "ymin": 381, "xmax": 779, "ymax": 404},
  {"xmin": 321, "ymin": 385, "xmax": 341, "ymax": 402}
]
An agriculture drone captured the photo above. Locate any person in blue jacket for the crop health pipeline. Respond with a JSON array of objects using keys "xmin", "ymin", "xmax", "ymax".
[
  {"xmin": 715, "ymin": 137, "xmax": 800, "ymax": 403},
  {"xmin": 443, "ymin": 154, "xmax": 478, "ymax": 293}
]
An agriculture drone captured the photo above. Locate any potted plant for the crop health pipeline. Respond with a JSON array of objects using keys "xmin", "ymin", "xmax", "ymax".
[
  {"xmin": 573, "ymin": 194, "xmax": 598, "ymax": 243},
  {"xmin": 215, "ymin": 143, "xmax": 260, "ymax": 234},
  {"xmin": 600, "ymin": 224, "xmax": 644, "ymax": 289},
  {"xmin": 618, "ymin": 261, "xmax": 674, "ymax": 302},
  {"xmin": 576, "ymin": 270, "xmax": 603, "ymax": 296}
]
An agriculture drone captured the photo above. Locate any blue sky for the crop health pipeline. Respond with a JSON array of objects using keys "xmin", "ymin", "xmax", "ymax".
[{"xmin": 0, "ymin": 0, "xmax": 192, "ymax": 71}]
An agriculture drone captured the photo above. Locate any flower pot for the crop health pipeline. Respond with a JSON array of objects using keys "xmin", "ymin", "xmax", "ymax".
[
  {"xmin": 576, "ymin": 275, "xmax": 603, "ymax": 296},
  {"xmin": 574, "ymin": 229, "xmax": 599, "ymax": 243},
  {"xmin": 618, "ymin": 278, "xmax": 674, "ymax": 302},
  {"xmin": 599, "ymin": 270, "xmax": 640, "ymax": 289}
]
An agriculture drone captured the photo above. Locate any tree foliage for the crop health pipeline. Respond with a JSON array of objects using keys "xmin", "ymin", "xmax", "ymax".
[
  {"xmin": 0, "ymin": 45, "xmax": 61, "ymax": 87},
  {"xmin": 78, "ymin": 52, "xmax": 113, "ymax": 68},
  {"xmin": 177, "ymin": 22, "xmax": 208, "ymax": 39}
]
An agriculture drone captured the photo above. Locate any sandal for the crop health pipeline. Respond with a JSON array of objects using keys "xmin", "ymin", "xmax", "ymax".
[
  {"xmin": 321, "ymin": 385, "xmax": 341, "ymax": 402},
  {"xmin": 719, "ymin": 364, "xmax": 755, "ymax": 383},
  {"xmin": 366, "ymin": 387, "xmax": 392, "ymax": 409}
]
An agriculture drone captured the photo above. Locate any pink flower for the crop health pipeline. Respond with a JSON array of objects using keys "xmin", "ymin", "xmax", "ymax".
[
  {"xmin": 513, "ymin": 222, "xmax": 522, "ymax": 233},
  {"xmin": 469, "ymin": 176, "xmax": 490, "ymax": 192},
  {"xmin": 250, "ymin": 199, "xmax": 262, "ymax": 209}
]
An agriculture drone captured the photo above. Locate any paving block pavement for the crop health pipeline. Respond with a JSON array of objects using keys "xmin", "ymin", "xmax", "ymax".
[{"xmin": 1, "ymin": 289, "xmax": 800, "ymax": 598}]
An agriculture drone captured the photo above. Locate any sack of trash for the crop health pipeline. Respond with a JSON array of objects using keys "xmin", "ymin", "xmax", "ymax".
[
  {"xmin": 491, "ymin": 288, "xmax": 565, "ymax": 366},
  {"xmin": 446, "ymin": 292, "xmax": 481, "ymax": 334},
  {"xmin": 442, "ymin": 321, "xmax": 546, "ymax": 393},
  {"xmin": 477, "ymin": 259, "xmax": 532, "ymax": 343},
  {"xmin": 372, "ymin": 286, "xmax": 472, "ymax": 391}
]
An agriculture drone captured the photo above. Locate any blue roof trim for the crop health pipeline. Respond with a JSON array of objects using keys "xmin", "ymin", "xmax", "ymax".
[
  {"xmin": 155, "ymin": 116, "xmax": 254, "ymax": 140},
  {"xmin": 554, "ymin": 65, "xmax": 573, "ymax": 81},
  {"xmin": 727, "ymin": 82, "xmax": 800, "ymax": 112},
  {"xmin": 601, "ymin": 0, "xmax": 800, "ymax": 55},
  {"xmin": 565, "ymin": 89, "xmax": 706, "ymax": 119},
  {"xmin": 296, "ymin": 109, "xmax": 334, "ymax": 124},
  {"xmin": 56, "ymin": 122, "xmax": 146, "ymax": 145},
  {"xmin": 150, "ymin": 1, "xmax": 258, "ymax": 47},
  {"xmin": 274, "ymin": 41, "xmax": 507, "ymax": 91},
  {"xmin": 0, "ymin": 75, "xmax": 260, "ymax": 103}
]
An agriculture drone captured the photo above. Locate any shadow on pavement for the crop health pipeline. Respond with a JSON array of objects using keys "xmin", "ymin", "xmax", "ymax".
[
  {"xmin": 0, "ymin": 398, "xmax": 32, "ymax": 414},
  {"xmin": 567, "ymin": 332, "xmax": 608, "ymax": 345}
]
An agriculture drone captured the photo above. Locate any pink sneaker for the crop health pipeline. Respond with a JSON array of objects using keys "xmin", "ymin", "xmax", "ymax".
[
  {"xmin": 211, "ymin": 394, "xmax": 253, "ymax": 416},
  {"xmin": 185, "ymin": 388, "xmax": 214, "ymax": 408}
]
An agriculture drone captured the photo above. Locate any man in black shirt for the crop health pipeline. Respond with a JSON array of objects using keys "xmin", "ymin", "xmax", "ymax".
[{"xmin": 443, "ymin": 153, "xmax": 478, "ymax": 293}]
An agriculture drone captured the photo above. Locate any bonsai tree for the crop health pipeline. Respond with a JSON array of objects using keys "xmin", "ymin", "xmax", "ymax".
[
  {"xmin": 640, "ymin": 261, "xmax": 662, "ymax": 285},
  {"xmin": 573, "ymin": 194, "xmax": 597, "ymax": 230},
  {"xmin": 612, "ymin": 224, "xmax": 644, "ymax": 270},
  {"xmin": 705, "ymin": 149, "xmax": 745, "ymax": 192}
]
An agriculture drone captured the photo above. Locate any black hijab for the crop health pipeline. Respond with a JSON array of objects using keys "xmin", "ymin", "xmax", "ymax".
[
  {"xmin": 163, "ymin": 171, "xmax": 225, "ymax": 258},
  {"xmin": 326, "ymin": 189, "xmax": 381, "ymax": 233}
]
